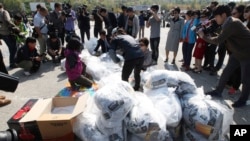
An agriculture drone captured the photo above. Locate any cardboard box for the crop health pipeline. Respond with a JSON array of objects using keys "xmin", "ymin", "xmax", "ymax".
[
  {"xmin": 7, "ymin": 99, "xmax": 42, "ymax": 140},
  {"xmin": 36, "ymin": 95, "xmax": 88, "ymax": 140}
]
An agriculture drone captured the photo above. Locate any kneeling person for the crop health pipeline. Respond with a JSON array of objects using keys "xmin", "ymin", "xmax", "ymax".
[{"xmin": 15, "ymin": 37, "xmax": 41, "ymax": 76}]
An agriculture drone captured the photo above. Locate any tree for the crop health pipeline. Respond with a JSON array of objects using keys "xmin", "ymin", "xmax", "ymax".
[{"xmin": 0, "ymin": 0, "xmax": 22, "ymax": 13}]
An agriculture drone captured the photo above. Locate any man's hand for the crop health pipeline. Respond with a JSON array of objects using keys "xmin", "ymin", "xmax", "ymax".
[{"xmin": 197, "ymin": 29, "xmax": 205, "ymax": 39}]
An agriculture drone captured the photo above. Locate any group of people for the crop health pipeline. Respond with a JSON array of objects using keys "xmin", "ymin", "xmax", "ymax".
[{"xmin": 0, "ymin": 1, "xmax": 250, "ymax": 108}]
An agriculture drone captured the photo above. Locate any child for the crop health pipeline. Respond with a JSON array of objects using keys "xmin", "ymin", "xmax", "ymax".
[
  {"xmin": 139, "ymin": 37, "xmax": 152, "ymax": 70},
  {"xmin": 93, "ymin": 30, "xmax": 110, "ymax": 55},
  {"xmin": 192, "ymin": 9, "xmax": 210, "ymax": 73},
  {"xmin": 65, "ymin": 37, "xmax": 93, "ymax": 90}
]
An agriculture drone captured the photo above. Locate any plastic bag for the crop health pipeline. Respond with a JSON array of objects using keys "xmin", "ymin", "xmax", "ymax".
[
  {"xmin": 73, "ymin": 113, "xmax": 109, "ymax": 141},
  {"xmin": 96, "ymin": 118, "xmax": 127, "ymax": 141},
  {"xmin": 94, "ymin": 81, "xmax": 135, "ymax": 125},
  {"xmin": 181, "ymin": 93, "xmax": 223, "ymax": 140},
  {"xmin": 182, "ymin": 124, "xmax": 207, "ymax": 141},
  {"xmin": 85, "ymin": 37, "xmax": 98, "ymax": 54},
  {"xmin": 145, "ymin": 87, "xmax": 182, "ymax": 128},
  {"xmin": 125, "ymin": 92, "xmax": 173, "ymax": 141},
  {"xmin": 60, "ymin": 58, "xmax": 66, "ymax": 71},
  {"xmin": 144, "ymin": 70, "xmax": 196, "ymax": 94},
  {"xmin": 98, "ymin": 72, "xmax": 122, "ymax": 88}
]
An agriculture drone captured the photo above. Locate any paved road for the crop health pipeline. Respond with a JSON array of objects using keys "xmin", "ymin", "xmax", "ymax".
[{"xmin": 0, "ymin": 21, "xmax": 249, "ymax": 133}]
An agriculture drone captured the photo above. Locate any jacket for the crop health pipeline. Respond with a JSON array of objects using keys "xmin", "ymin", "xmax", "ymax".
[
  {"xmin": 15, "ymin": 45, "xmax": 39, "ymax": 63},
  {"xmin": 203, "ymin": 17, "xmax": 250, "ymax": 61},
  {"xmin": 64, "ymin": 49, "xmax": 84, "ymax": 81},
  {"xmin": 109, "ymin": 35, "xmax": 144, "ymax": 62},
  {"xmin": 125, "ymin": 15, "xmax": 139, "ymax": 37},
  {"xmin": 94, "ymin": 38, "xmax": 109, "ymax": 53}
]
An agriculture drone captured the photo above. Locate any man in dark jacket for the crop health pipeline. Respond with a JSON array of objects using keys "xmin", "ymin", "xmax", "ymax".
[
  {"xmin": 99, "ymin": 7, "xmax": 117, "ymax": 40},
  {"xmin": 117, "ymin": 5, "xmax": 127, "ymax": 29},
  {"xmin": 78, "ymin": 6, "xmax": 90, "ymax": 44},
  {"xmin": 109, "ymin": 28, "xmax": 144, "ymax": 91},
  {"xmin": 198, "ymin": 5, "xmax": 250, "ymax": 108},
  {"xmin": 93, "ymin": 30, "xmax": 109, "ymax": 55},
  {"xmin": 15, "ymin": 37, "xmax": 41, "ymax": 76}
]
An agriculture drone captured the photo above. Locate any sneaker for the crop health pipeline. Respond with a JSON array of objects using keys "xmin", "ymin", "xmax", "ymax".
[
  {"xmin": 205, "ymin": 90, "xmax": 222, "ymax": 97},
  {"xmin": 228, "ymin": 87, "xmax": 236, "ymax": 95},
  {"xmin": 23, "ymin": 71, "xmax": 31, "ymax": 76},
  {"xmin": 232, "ymin": 101, "xmax": 246, "ymax": 108}
]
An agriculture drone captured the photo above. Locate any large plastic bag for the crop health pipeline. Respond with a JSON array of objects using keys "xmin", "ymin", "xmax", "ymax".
[
  {"xmin": 125, "ymin": 92, "xmax": 171, "ymax": 141},
  {"xmin": 94, "ymin": 81, "xmax": 135, "ymax": 125},
  {"xmin": 182, "ymin": 124, "xmax": 207, "ymax": 141},
  {"xmin": 96, "ymin": 118, "xmax": 127, "ymax": 141},
  {"xmin": 144, "ymin": 70, "xmax": 196, "ymax": 95},
  {"xmin": 98, "ymin": 72, "xmax": 122, "ymax": 88},
  {"xmin": 73, "ymin": 113, "xmax": 109, "ymax": 141},
  {"xmin": 85, "ymin": 37, "xmax": 98, "ymax": 54},
  {"xmin": 145, "ymin": 87, "xmax": 182, "ymax": 128},
  {"xmin": 181, "ymin": 94, "xmax": 223, "ymax": 140}
]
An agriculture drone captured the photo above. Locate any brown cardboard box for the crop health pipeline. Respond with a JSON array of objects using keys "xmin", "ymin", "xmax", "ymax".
[{"xmin": 19, "ymin": 95, "xmax": 88, "ymax": 141}]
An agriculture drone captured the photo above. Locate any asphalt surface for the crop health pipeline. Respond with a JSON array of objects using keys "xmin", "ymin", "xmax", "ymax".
[{"xmin": 0, "ymin": 21, "xmax": 249, "ymax": 136}]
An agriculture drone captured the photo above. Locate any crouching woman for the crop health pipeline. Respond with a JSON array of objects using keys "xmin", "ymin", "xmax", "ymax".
[
  {"xmin": 65, "ymin": 37, "xmax": 93, "ymax": 90},
  {"xmin": 15, "ymin": 37, "xmax": 41, "ymax": 76}
]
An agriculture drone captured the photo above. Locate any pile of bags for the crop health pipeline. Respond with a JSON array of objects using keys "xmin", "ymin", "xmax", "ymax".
[{"xmin": 67, "ymin": 39, "xmax": 233, "ymax": 141}]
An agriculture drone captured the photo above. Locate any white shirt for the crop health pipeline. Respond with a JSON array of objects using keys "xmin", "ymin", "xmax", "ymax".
[{"xmin": 33, "ymin": 12, "xmax": 48, "ymax": 34}]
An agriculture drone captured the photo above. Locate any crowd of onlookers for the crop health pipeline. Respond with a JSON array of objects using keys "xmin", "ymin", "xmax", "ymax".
[{"xmin": 0, "ymin": 1, "xmax": 250, "ymax": 107}]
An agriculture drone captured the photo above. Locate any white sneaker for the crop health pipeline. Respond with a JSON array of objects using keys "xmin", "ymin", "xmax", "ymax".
[{"xmin": 23, "ymin": 71, "xmax": 31, "ymax": 76}]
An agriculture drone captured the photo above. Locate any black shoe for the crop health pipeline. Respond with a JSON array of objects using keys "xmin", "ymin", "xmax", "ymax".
[
  {"xmin": 133, "ymin": 86, "xmax": 139, "ymax": 91},
  {"xmin": 164, "ymin": 58, "xmax": 168, "ymax": 63},
  {"xmin": 209, "ymin": 71, "xmax": 217, "ymax": 76},
  {"xmin": 203, "ymin": 66, "xmax": 212, "ymax": 71},
  {"xmin": 193, "ymin": 69, "xmax": 202, "ymax": 74},
  {"xmin": 171, "ymin": 59, "xmax": 175, "ymax": 64},
  {"xmin": 232, "ymin": 101, "xmax": 246, "ymax": 108},
  {"xmin": 205, "ymin": 90, "xmax": 222, "ymax": 97}
]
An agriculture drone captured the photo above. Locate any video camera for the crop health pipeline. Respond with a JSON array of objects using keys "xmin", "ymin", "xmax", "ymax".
[
  {"xmin": 144, "ymin": 9, "xmax": 152, "ymax": 21},
  {"xmin": 62, "ymin": 2, "xmax": 72, "ymax": 17},
  {"xmin": 192, "ymin": 19, "xmax": 220, "ymax": 35}
]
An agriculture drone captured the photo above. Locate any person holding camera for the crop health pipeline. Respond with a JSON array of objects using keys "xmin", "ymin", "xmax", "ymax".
[
  {"xmin": 146, "ymin": 5, "xmax": 161, "ymax": 65},
  {"xmin": 198, "ymin": 5, "xmax": 250, "ymax": 108},
  {"xmin": 125, "ymin": 7, "xmax": 139, "ymax": 38},
  {"xmin": 48, "ymin": 3, "xmax": 66, "ymax": 46},
  {"xmin": 47, "ymin": 33, "xmax": 65, "ymax": 64},
  {"xmin": 15, "ymin": 37, "xmax": 41, "ymax": 76},
  {"xmin": 13, "ymin": 14, "xmax": 29, "ymax": 48},
  {"xmin": 78, "ymin": 6, "xmax": 90, "ymax": 44},
  {"xmin": 64, "ymin": 4, "xmax": 76, "ymax": 35},
  {"xmin": 0, "ymin": 3, "xmax": 19, "ymax": 69}
]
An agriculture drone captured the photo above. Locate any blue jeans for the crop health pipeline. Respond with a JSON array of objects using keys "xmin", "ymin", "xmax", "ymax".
[
  {"xmin": 2, "ymin": 35, "xmax": 17, "ymax": 66},
  {"xmin": 182, "ymin": 42, "xmax": 195, "ymax": 67},
  {"xmin": 150, "ymin": 37, "xmax": 160, "ymax": 62}
]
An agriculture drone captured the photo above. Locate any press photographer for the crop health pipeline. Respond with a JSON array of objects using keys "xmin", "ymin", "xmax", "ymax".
[
  {"xmin": 62, "ymin": 2, "xmax": 76, "ymax": 38},
  {"xmin": 197, "ymin": 5, "xmax": 250, "ymax": 108},
  {"xmin": 48, "ymin": 2, "xmax": 66, "ymax": 45},
  {"xmin": 77, "ymin": 5, "xmax": 90, "ymax": 44}
]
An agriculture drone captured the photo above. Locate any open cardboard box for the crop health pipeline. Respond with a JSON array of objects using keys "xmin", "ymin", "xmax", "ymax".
[{"xmin": 20, "ymin": 94, "xmax": 89, "ymax": 141}]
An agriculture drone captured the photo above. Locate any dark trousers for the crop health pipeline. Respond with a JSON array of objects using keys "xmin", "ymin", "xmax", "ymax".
[
  {"xmin": 214, "ymin": 43, "xmax": 227, "ymax": 71},
  {"xmin": 2, "ymin": 35, "xmax": 17, "ymax": 66},
  {"xmin": 58, "ymin": 31, "xmax": 65, "ymax": 46},
  {"xmin": 150, "ymin": 37, "xmax": 160, "ymax": 62},
  {"xmin": 216, "ymin": 56, "xmax": 250, "ymax": 103},
  {"xmin": 203, "ymin": 44, "xmax": 217, "ymax": 68},
  {"xmin": 94, "ymin": 27, "xmax": 102, "ymax": 38},
  {"xmin": 69, "ymin": 75, "xmax": 93, "ymax": 89},
  {"xmin": 122, "ymin": 57, "xmax": 144, "ymax": 90},
  {"xmin": 80, "ymin": 29, "xmax": 90, "ymax": 44},
  {"xmin": 182, "ymin": 42, "xmax": 195, "ymax": 67},
  {"xmin": 227, "ymin": 67, "xmax": 241, "ymax": 90},
  {"xmin": 0, "ymin": 49, "xmax": 8, "ymax": 74}
]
